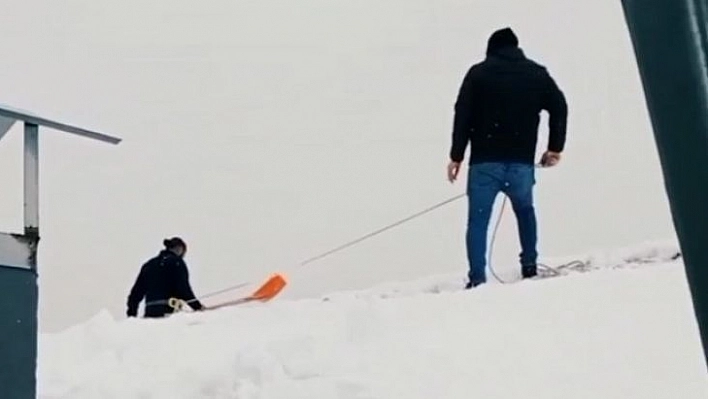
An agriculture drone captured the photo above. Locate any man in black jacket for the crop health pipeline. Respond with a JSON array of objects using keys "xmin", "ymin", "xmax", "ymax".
[
  {"xmin": 126, "ymin": 237, "xmax": 205, "ymax": 317},
  {"xmin": 447, "ymin": 27, "xmax": 568, "ymax": 288}
]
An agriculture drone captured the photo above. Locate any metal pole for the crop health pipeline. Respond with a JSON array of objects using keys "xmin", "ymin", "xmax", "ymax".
[
  {"xmin": 24, "ymin": 122, "xmax": 39, "ymax": 244},
  {"xmin": 620, "ymin": 0, "xmax": 708, "ymax": 369}
]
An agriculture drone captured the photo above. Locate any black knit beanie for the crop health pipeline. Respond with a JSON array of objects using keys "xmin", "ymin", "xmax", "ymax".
[{"xmin": 487, "ymin": 27, "xmax": 519, "ymax": 55}]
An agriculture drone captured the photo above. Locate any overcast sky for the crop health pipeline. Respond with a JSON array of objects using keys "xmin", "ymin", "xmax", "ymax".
[{"xmin": 0, "ymin": 0, "xmax": 675, "ymax": 331}]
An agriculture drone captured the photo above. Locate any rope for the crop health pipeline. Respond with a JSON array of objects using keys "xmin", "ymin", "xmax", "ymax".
[
  {"xmin": 487, "ymin": 195, "xmax": 584, "ymax": 283},
  {"xmin": 487, "ymin": 195, "xmax": 510, "ymax": 284},
  {"xmin": 199, "ymin": 282, "xmax": 251, "ymax": 300},
  {"xmin": 297, "ymin": 193, "xmax": 466, "ymax": 267},
  {"xmin": 150, "ymin": 179, "xmax": 583, "ymax": 311},
  {"xmin": 219, "ymin": 193, "xmax": 467, "ymax": 288},
  {"xmin": 146, "ymin": 193, "xmax": 468, "ymax": 310}
]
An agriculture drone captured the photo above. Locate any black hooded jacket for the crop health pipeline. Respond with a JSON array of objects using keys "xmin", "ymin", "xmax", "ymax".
[
  {"xmin": 450, "ymin": 29, "xmax": 568, "ymax": 165},
  {"xmin": 126, "ymin": 249, "xmax": 204, "ymax": 317}
]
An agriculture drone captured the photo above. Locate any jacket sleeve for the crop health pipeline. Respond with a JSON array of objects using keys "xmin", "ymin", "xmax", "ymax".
[
  {"xmin": 175, "ymin": 261, "xmax": 204, "ymax": 311},
  {"xmin": 126, "ymin": 266, "xmax": 147, "ymax": 317},
  {"xmin": 450, "ymin": 68, "xmax": 476, "ymax": 162},
  {"xmin": 541, "ymin": 70, "xmax": 568, "ymax": 153}
]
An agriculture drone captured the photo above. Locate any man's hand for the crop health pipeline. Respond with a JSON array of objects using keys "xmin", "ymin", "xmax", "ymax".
[
  {"xmin": 447, "ymin": 161, "xmax": 461, "ymax": 182},
  {"xmin": 540, "ymin": 151, "xmax": 561, "ymax": 167}
]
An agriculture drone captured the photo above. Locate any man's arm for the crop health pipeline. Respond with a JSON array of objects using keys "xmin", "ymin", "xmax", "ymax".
[
  {"xmin": 175, "ymin": 261, "xmax": 204, "ymax": 311},
  {"xmin": 450, "ymin": 68, "xmax": 476, "ymax": 162},
  {"xmin": 126, "ymin": 267, "xmax": 147, "ymax": 317},
  {"xmin": 541, "ymin": 70, "xmax": 568, "ymax": 153}
]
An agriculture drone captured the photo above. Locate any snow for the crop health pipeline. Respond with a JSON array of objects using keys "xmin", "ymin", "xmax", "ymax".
[{"xmin": 39, "ymin": 241, "xmax": 708, "ymax": 399}]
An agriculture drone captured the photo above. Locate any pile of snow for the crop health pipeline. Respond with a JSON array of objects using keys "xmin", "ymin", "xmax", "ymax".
[{"xmin": 39, "ymin": 241, "xmax": 708, "ymax": 398}]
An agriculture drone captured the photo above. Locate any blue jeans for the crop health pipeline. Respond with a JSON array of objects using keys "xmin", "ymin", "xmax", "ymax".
[{"xmin": 466, "ymin": 162, "xmax": 538, "ymax": 285}]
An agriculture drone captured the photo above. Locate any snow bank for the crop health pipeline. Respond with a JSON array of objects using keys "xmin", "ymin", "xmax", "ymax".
[
  {"xmin": 39, "ymin": 241, "xmax": 707, "ymax": 399},
  {"xmin": 321, "ymin": 238, "xmax": 683, "ymax": 301}
]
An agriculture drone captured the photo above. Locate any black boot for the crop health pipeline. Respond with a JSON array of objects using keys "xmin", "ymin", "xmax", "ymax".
[
  {"xmin": 465, "ymin": 280, "xmax": 484, "ymax": 289},
  {"xmin": 522, "ymin": 264, "xmax": 537, "ymax": 279}
]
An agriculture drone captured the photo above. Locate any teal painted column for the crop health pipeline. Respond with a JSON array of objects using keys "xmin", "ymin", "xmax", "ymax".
[
  {"xmin": 620, "ymin": 0, "xmax": 708, "ymax": 368},
  {"xmin": 0, "ymin": 265, "xmax": 38, "ymax": 398},
  {"xmin": 0, "ymin": 122, "xmax": 40, "ymax": 397}
]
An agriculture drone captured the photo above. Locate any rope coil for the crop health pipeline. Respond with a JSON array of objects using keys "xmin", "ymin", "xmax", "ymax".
[
  {"xmin": 167, "ymin": 297, "xmax": 184, "ymax": 311},
  {"xmin": 487, "ymin": 195, "xmax": 585, "ymax": 283}
]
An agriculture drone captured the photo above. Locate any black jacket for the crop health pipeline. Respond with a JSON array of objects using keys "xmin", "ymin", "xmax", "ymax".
[
  {"xmin": 126, "ymin": 250, "xmax": 204, "ymax": 317},
  {"xmin": 450, "ymin": 46, "xmax": 568, "ymax": 165}
]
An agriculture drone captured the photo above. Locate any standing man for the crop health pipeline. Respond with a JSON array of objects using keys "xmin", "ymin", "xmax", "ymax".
[{"xmin": 447, "ymin": 27, "xmax": 568, "ymax": 289}]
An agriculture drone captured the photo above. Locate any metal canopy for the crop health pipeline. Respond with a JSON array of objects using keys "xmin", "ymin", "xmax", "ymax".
[
  {"xmin": 0, "ymin": 116, "xmax": 15, "ymax": 140},
  {"xmin": 0, "ymin": 104, "xmax": 121, "ymax": 144},
  {"xmin": 0, "ymin": 101, "xmax": 121, "ymax": 398}
]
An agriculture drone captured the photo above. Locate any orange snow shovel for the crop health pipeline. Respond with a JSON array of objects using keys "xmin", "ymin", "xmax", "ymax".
[
  {"xmin": 204, "ymin": 273, "xmax": 287, "ymax": 311},
  {"xmin": 248, "ymin": 273, "xmax": 287, "ymax": 301}
]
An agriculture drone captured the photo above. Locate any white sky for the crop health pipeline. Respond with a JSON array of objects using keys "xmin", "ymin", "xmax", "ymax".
[{"xmin": 0, "ymin": 0, "xmax": 675, "ymax": 331}]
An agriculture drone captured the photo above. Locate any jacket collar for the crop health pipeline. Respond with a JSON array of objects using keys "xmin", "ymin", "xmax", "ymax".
[
  {"xmin": 160, "ymin": 249, "xmax": 179, "ymax": 259},
  {"xmin": 487, "ymin": 46, "xmax": 527, "ymax": 61}
]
